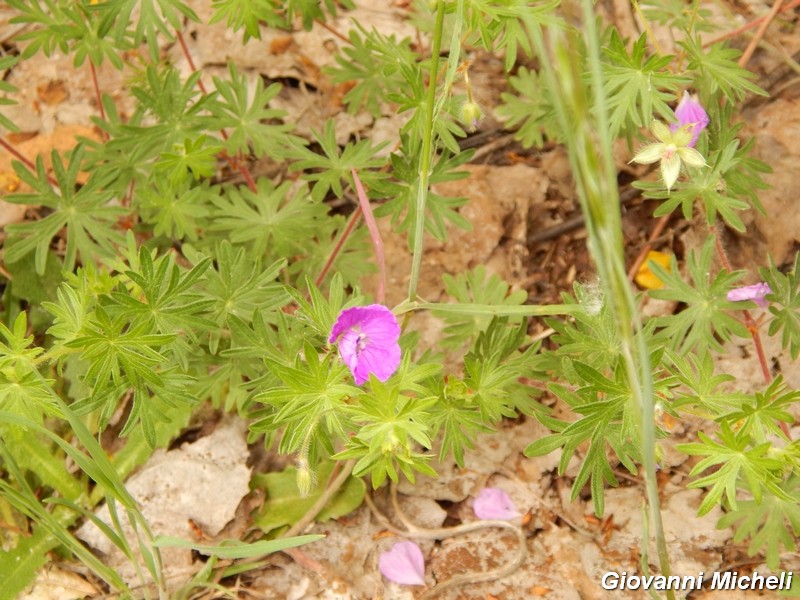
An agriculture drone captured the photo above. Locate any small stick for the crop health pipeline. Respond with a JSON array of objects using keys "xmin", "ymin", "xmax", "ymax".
[
  {"xmin": 738, "ymin": 0, "xmax": 787, "ymax": 68},
  {"xmin": 0, "ymin": 137, "xmax": 59, "ymax": 188},
  {"xmin": 703, "ymin": 0, "xmax": 800, "ymax": 49}
]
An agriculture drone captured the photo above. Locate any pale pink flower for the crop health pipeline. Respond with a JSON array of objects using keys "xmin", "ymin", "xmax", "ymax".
[
  {"xmin": 727, "ymin": 282, "xmax": 772, "ymax": 308},
  {"xmin": 670, "ymin": 91, "xmax": 709, "ymax": 148}
]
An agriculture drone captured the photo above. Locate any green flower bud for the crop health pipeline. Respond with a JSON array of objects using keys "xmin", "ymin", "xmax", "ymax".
[{"xmin": 460, "ymin": 100, "xmax": 483, "ymax": 133}]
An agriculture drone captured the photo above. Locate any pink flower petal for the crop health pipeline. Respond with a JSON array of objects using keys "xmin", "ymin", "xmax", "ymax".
[
  {"xmin": 727, "ymin": 282, "xmax": 772, "ymax": 308},
  {"xmin": 670, "ymin": 91, "xmax": 709, "ymax": 148},
  {"xmin": 329, "ymin": 305, "xmax": 401, "ymax": 386},
  {"xmin": 473, "ymin": 487, "xmax": 520, "ymax": 520},
  {"xmin": 379, "ymin": 541, "xmax": 426, "ymax": 586}
]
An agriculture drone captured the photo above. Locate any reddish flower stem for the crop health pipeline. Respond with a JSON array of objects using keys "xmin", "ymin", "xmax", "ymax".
[
  {"xmin": 88, "ymin": 61, "xmax": 107, "ymax": 135},
  {"xmin": 0, "ymin": 136, "xmax": 58, "ymax": 188},
  {"xmin": 713, "ymin": 229, "xmax": 771, "ymax": 385},
  {"xmin": 351, "ymin": 169, "xmax": 386, "ymax": 303}
]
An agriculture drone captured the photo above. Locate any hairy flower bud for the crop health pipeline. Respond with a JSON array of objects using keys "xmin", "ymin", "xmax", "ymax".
[
  {"xmin": 460, "ymin": 100, "xmax": 483, "ymax": 132},
  {"xmin": 671, "ymin": 91, "xmax": 709, "ymax": 148}
]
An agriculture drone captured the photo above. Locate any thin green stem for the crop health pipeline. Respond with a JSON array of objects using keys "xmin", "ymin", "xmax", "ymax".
[
  {"xmin": 526, "ymin": 9, "xmax": 673, "ymax": 596},
  {"xmin": 407, "ymin": 0, "xmax": 446, "ymax": 302}
]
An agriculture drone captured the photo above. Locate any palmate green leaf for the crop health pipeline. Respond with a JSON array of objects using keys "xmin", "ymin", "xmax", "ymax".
[
  {"xmin": 129, "ymin": 66, "xmax": 216, "ymax": 151},
  {"xmin": 284, "ymin": 121, "xmax": 388, "ymax": 201},
  {"xmin": 718, "ymin": 475, "xmax": 800, "ymax": 570},
  {"xmin": 252, "ymin": 342, "xmax": 357, "ymax": 462},
  {"xmin": 462, "ymin": 319, "xmax": 539, "ymax": 421},
  {"xmin": 373, "ymin": 142, "xmax": 473, "ymax": 244},
  {"xmin": 525, "ymin": 361, "xmax": 647, "ymax": 516},
  {"xmin": 284, "ymin": 273, "xmax": 347, "ymax": 341},
  {"xmin": 285, "ymin": 0, "xmax": 354, "ymax": 30},
  {"xmin": 602, "ymin": 30, "xmax": 688, "ymax": 139},
  {"xmin": 42, "ymin": 265, "xmax": 107, "ymax": 344},
  {"xmin": 208, "ymin": 178, "xmax": 328, "ymax": 258},
  {"xmin": 7, "ymin": 0, "xmax": 72, "ymax": 59},
  {"xmin": 543, "ymin": 282, "xmax": 621, "ymax": 373},
  {"xmin": 5, "ymin": 145, "xmax": 126, "ymax": 274},
  {"xmin": 430, "ymin": 378, "xmax": 491, "ymax": 467},
  {"xmin": 101, "ymin": 0, "xmax": 199, "ymax": 61},
  {"xmin": 497, "ymin": 66, "xmax": 555, "ymax": 149},
  {"xmin": 154, "ymin": 135, "xmax": 223, "ymax": 186},
  {"xmin": 324, "ymin": 22, "xmax": 417, "ymax": 118},
  {"xmin": 137, "ymin": 178, "xmax": 217, "ymax": 242},
  {"xmin": 434, "ymin": 266, "xmax": 527, "ymax": 350},
  {"xmin": 251, "ymin": 461, "xmax": 364, "ymax": 535},
  {"xmin": 390, "ymin": 62, "xmax": 466, "ymax": 155},
  {"xmin": 648, "ymin": 236, "xmax": 749, "ymax": 356},
  {"xmin": 717, "ymin": 377, "xmax": 797, "ymax": 444},
  {"xmin": 458, "ymin": 0, "xmax": 559, "ymax": 70},
  {"xmin": 681, "ymin": 36, "xmax": 767, "ymax": 102},
  {"xmin": 105, "ymin": 246, "xmax": 214, "ymax": 363},
  {"xmin": 665, "ymin": 349, "xmax": 747, "ymax": 416},
  {"xmin": 211, "ymin": 63, "xmax": 295, "ymax": 158},
  {"xmin": 678, "ymin": 423, "xmax": 789, "ymax": 516},
  {"xmin": 337, "ymin": 380, "xmax": 437, "ymax": 489},
  {"xmin": 190, "ymin": 242, "xmax": 288, "ymax": 354},
  {"xmin": 209, "ymin": 0, "xmax": 283, "ymax": 41},
  {"xmin": 82, "ymin": 98, "xmax": 153, "ymax": 196},
  {"xmin": 762, "ymin": 252, "xmax": 800, "ymax": 360},
  {"xmin": 0, "ymin": 312, "xmax": 59, "ymax": 427},
  {"xmin": 65, "ymin": 305, "xmax": 194, "ymax": 446}
]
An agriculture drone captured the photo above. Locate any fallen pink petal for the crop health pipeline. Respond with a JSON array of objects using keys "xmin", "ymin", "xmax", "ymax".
[
  {"xmin": 727, "ymin": 282, "xmax": 772, "ymax": 308},
  {"xmin": 473, "ymin": 487, "xmax": 521, "ymax": 520},
  {"xmin": 378, "ymin": 541, "xmax": 426, "ymax": 586},
  {"xmin": 670, "ymin": 91, "xmax": 709, "ymax": 148},
  {"xmin": 329, "ymin": 304, "xmax": 401, "ymax": 385}
]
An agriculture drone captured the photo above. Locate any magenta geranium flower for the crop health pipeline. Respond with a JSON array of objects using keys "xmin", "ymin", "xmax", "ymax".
[
  {"xmin": 727, "ymin": 282, "xmax": 772, "ymax": 308},
  {"xmin": 670, "ymin": 91, "xmax": 709, "ymax": 148},
  {"xmin": 379, "ymin": 541, "xmax": 426, "ymax": 586},
  {"xmin": 329, "ymin": 304, "xmax": 401, "ymax": 385},
  {"xmin": 473, "ymin": 487, "xmax": 520, "ymax": 520}
]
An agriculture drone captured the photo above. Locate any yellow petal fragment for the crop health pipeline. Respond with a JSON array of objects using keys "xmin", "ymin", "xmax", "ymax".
[{"xmin": 635, "ymin": 250, "xmax": 672, "ymax": 290}]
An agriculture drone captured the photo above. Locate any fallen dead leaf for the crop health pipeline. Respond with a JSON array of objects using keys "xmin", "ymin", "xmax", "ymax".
[{"xmin": 36, "ymin": 80, "xmax": 69, "ymax": 106}]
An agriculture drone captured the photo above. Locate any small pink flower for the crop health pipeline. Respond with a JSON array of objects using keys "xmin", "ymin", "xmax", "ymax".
[
  {"xmin": 473, "ymin": 487, "xmax": 520, "ymax": 520},
  {"xmin": 727, "ymin": 282, "xmax": 772, "ymax": 308},
  {"xmin": 378, "ymin": 541, "xmax": 426, "ymax": 586},
  {"xmin": 670, "ymin": 91, "xmax": 709, "ymax": 148},
  {"xmin": 329, "ymin": 305, "xmax": 401, "ymax": 385}
]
